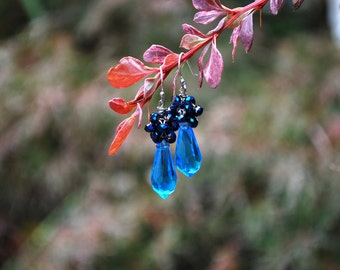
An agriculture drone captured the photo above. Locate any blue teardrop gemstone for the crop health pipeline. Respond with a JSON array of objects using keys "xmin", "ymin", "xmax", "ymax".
[
  {"xmin": 151, "ymin": 140, "xmax": 177, "ymax": 199},
  {"xmin": 175, "ymin": 122, "xmax": 202, "ymax": 178}
]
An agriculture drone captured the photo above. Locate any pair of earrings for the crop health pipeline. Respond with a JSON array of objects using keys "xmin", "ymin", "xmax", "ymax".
[{"xmin": 144, "ymin": 76, "xmax": 203, "ymax": 199}]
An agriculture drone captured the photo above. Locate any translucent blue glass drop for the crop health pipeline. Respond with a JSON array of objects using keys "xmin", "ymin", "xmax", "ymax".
[
  {"xmin": 151, "ymin": 140, "xmax": 177, "ymax": 199},
  {"xmin": 175, "ymin": 122, "xmax": 202, "ymax": 178}
]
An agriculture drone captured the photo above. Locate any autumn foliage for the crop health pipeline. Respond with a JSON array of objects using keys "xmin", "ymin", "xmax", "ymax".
[{"xmin": 107, "ymin": 0, "xmax": 304, "ymax": 155}]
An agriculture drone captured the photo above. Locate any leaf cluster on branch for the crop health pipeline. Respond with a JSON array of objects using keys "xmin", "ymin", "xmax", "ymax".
[{"xmin": 107, "ymin": 0, "xmax": 304, "ymax": 155}]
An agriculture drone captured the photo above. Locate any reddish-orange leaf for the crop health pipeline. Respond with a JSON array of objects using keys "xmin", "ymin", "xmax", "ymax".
[
  {"xmin": 108, "ymin": 112, "xmax": 139, "ymax": 155},
  {"xmin": 143, "ymin": 45, "xmax": 175, "ymax": 64},
  {"xmin": 109, "ymin": 98, "xmax": 136, "ymax": 114},
  {"xmin": 161, "ymin": 53, "xmax": 179, "ymax": 70},
  {"xmin": 107, "ymin": 57, "xmax": 158, "ymax": 88}
]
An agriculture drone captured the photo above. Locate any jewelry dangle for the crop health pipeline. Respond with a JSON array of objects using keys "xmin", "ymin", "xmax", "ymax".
[
  {"xmin": 144, "ymin": 72, "xmax": 179, "ymax": 199},
  {"xmin": 170, "ymin": 75, "xmax": 204, "ymax": 178}
]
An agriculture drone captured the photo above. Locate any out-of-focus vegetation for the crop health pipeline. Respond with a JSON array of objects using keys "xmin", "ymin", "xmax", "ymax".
[{"xmin": 0, "ymin": 1, "xmax": 339, "ymax": 269}]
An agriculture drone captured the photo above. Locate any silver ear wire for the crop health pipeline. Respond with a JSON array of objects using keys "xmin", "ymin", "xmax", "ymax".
[
  {"xmin": 158, "ymin": 66, "xmax": 165, "ymax": 111},
  {"xmin": 186, "ymin": 60, "xmax": 198, "ymax": 78},
  {"xmin": 178, "ymin": 53, "xmax": 187, "ymax": 97},
  {"xmin": 178, "ymin": 52, "xmax": 184, "ymax": 73}
]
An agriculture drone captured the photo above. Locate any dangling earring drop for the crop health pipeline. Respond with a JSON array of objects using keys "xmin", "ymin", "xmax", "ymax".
[
  {"xmin": 144, "ymin": 57, "xmax": 204, "ymax": 198},
  {"xmin": 144, "ymin": 69, "xmax": 179, "ymax": 199},
  {"xmin": 170, "ymin": 56, "xmax": 204, "ymax": 178}
]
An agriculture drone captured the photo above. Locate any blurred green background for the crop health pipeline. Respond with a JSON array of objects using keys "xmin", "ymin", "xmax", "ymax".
[{"xmin": 0, "ymin": 0, "xmax": 339, "ymax": 269}]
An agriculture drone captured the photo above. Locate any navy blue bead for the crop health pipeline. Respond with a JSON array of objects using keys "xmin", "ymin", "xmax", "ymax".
[
  {"xmin": 186, "ymin": 96, "xmax": 196, "ymax": 104},
  {"xmin": 145, "ymin": 123, "xmax": 155, "ymax": 132},
  {"xmin": 195, "ymin": 106, "xmax": 203, "ymax": 116},
  {"xmin": 166, "ymin": 131, "xmax": 177, "ymax": 143},
  {"xmin": 189, "ymin": 117, "xmax": 198, "ymax": 128},
  {"xmin": 176, "ymin": 115, "xmax": 185, "ymax": 122},
  {"xmin": 166, "ymin": 111, "xmax": 173, "ymax": 118},
  {"xmin": 150, "ymin": 112, "xmax": 159, "ymax": 123},
  {"xmin": 171, "ymin": 121, "xmax": 179, "ymax": 131},
  {"xmin": 184, "ymin": 103, "xmax": 194, "ymax": 115},
  {"xmin": 151, "ymin": 132, "xmax": 162, "ymax": 143},
  {"xmin": 158, "ymin": 123, "xmax": 169, "ymax": 133}
]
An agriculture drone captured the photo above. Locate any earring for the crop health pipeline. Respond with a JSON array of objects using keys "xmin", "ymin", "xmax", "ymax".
[
  {"xmin": 144, "ymin": 58, "xmax": 204, "ymax": 199},
  {"xmin": 170, "ymin": 73, "xmax": 203, "ymax": 178},
  {"xmin": 144, "ymin": 69, "xmax": 179, "ymax": 199}
]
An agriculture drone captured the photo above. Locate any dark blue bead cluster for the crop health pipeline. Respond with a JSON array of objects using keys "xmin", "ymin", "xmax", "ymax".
[
  {"xmin": 144, "ymin": 110, "xmax": 179, "ymax": 144},
  {"xmin": 169, "ymin": 95, "xmax": 203, "ymax": 128},
  {"xmin": 145, "ymin": 95, "xmax": 203, "ymax": 143}
]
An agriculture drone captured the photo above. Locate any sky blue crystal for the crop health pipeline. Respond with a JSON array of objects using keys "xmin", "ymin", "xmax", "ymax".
[
  {"xmin": 175, "ymin": 122, "xmax": 202, "ymax": 178},
  {"xmin": 151, "ymin": 140, "xmax": 177, "ymax": 199}
]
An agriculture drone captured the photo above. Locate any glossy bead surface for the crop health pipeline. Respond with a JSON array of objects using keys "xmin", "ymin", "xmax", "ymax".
[
  {"xmin": 151, "ymin": 140, "xmax": 177, "ymax": 199},
  {"xmin": 175, "ymin": 122, "xmax": 202, "ymax": 178}
]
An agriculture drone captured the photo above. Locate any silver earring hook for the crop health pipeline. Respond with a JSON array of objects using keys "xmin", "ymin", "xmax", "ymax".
[
  {"xmin": 178, "ymin": 52, "xmax": 198, "ymax": 77},
  {"xmin": 177, "ymin": 53, "xmax": 187, "ymax": 97},
  {"xmin": 157, "ymin": 66, "xmax": 165, "ymax": 111},
  {"xmin": 186, "ymin": 60, "xmax": 198, "ymax": 78},
  {"xmin": 178, "ymin": 52, "xmax": 184, "ymax": 73}
]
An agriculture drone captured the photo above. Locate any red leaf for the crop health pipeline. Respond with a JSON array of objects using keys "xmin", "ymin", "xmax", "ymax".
[
  {"xmin": 143, "ymin": 45, "xmax": 175, "ymax": 64},
  {"xmin": 194, "ymin": 10, "xmax": 226, "ymax": 24},
  {"xmin": 161, "ymin": 53, "xmax": 179, "ymax": 70},
  {"xmin": 108, "ymin": 110, "xmax": 139, "ymax": 155},
  {"xmin": 192, "ymin": 0, "xmax": 223, "ymax": 11},
  {"xmin": 107, "ymin": 57, "xmax": 157, "ymax": 88},
  {"xmin": 182, "ymin": 24, "xmax": 207, "ymax": 38},
  {"xmin": 240, "ymin": 14, "xmax": 254, "ymax": 53},
  {"xmin": 203, "ymin": 38, "xmax": 223, "ymax": 88},
  {"xmin": 180, "ymin": 34, "xmax": 208, "ymax": 50},
  {"xmin": 109, "ymin": 98, "xmax": 136, "ymax": 114},
  {"xmin": 270, "ymin": 0, "xmax": 285, "ymax": 15}
]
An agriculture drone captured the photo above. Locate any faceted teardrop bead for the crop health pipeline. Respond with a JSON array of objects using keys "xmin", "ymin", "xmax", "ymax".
[
  {"xmin": 175, "ymin": 122, "xmax": 202, "ymax": 178},
  {"xmin": 151, "ymin": 140, "xmax": 177, "ymax": 199}
]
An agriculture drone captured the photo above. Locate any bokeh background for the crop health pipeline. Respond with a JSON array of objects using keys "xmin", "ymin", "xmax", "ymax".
[{"xmin": 0, "ymin": 0, "xmax": 339, "ymax": 269}]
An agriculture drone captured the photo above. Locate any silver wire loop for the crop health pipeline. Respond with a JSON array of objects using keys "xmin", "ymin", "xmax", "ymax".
[
  {"xmin": 158, "ymin": 66, "xmax": 165, "ymax": 111},
  {"xmin": 178, "ymin": 53, "xmax": 187, "ymax": 97},
  {"xmin": 178, "ymin": 52, "xmax": 184, "ymax": 73}
]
